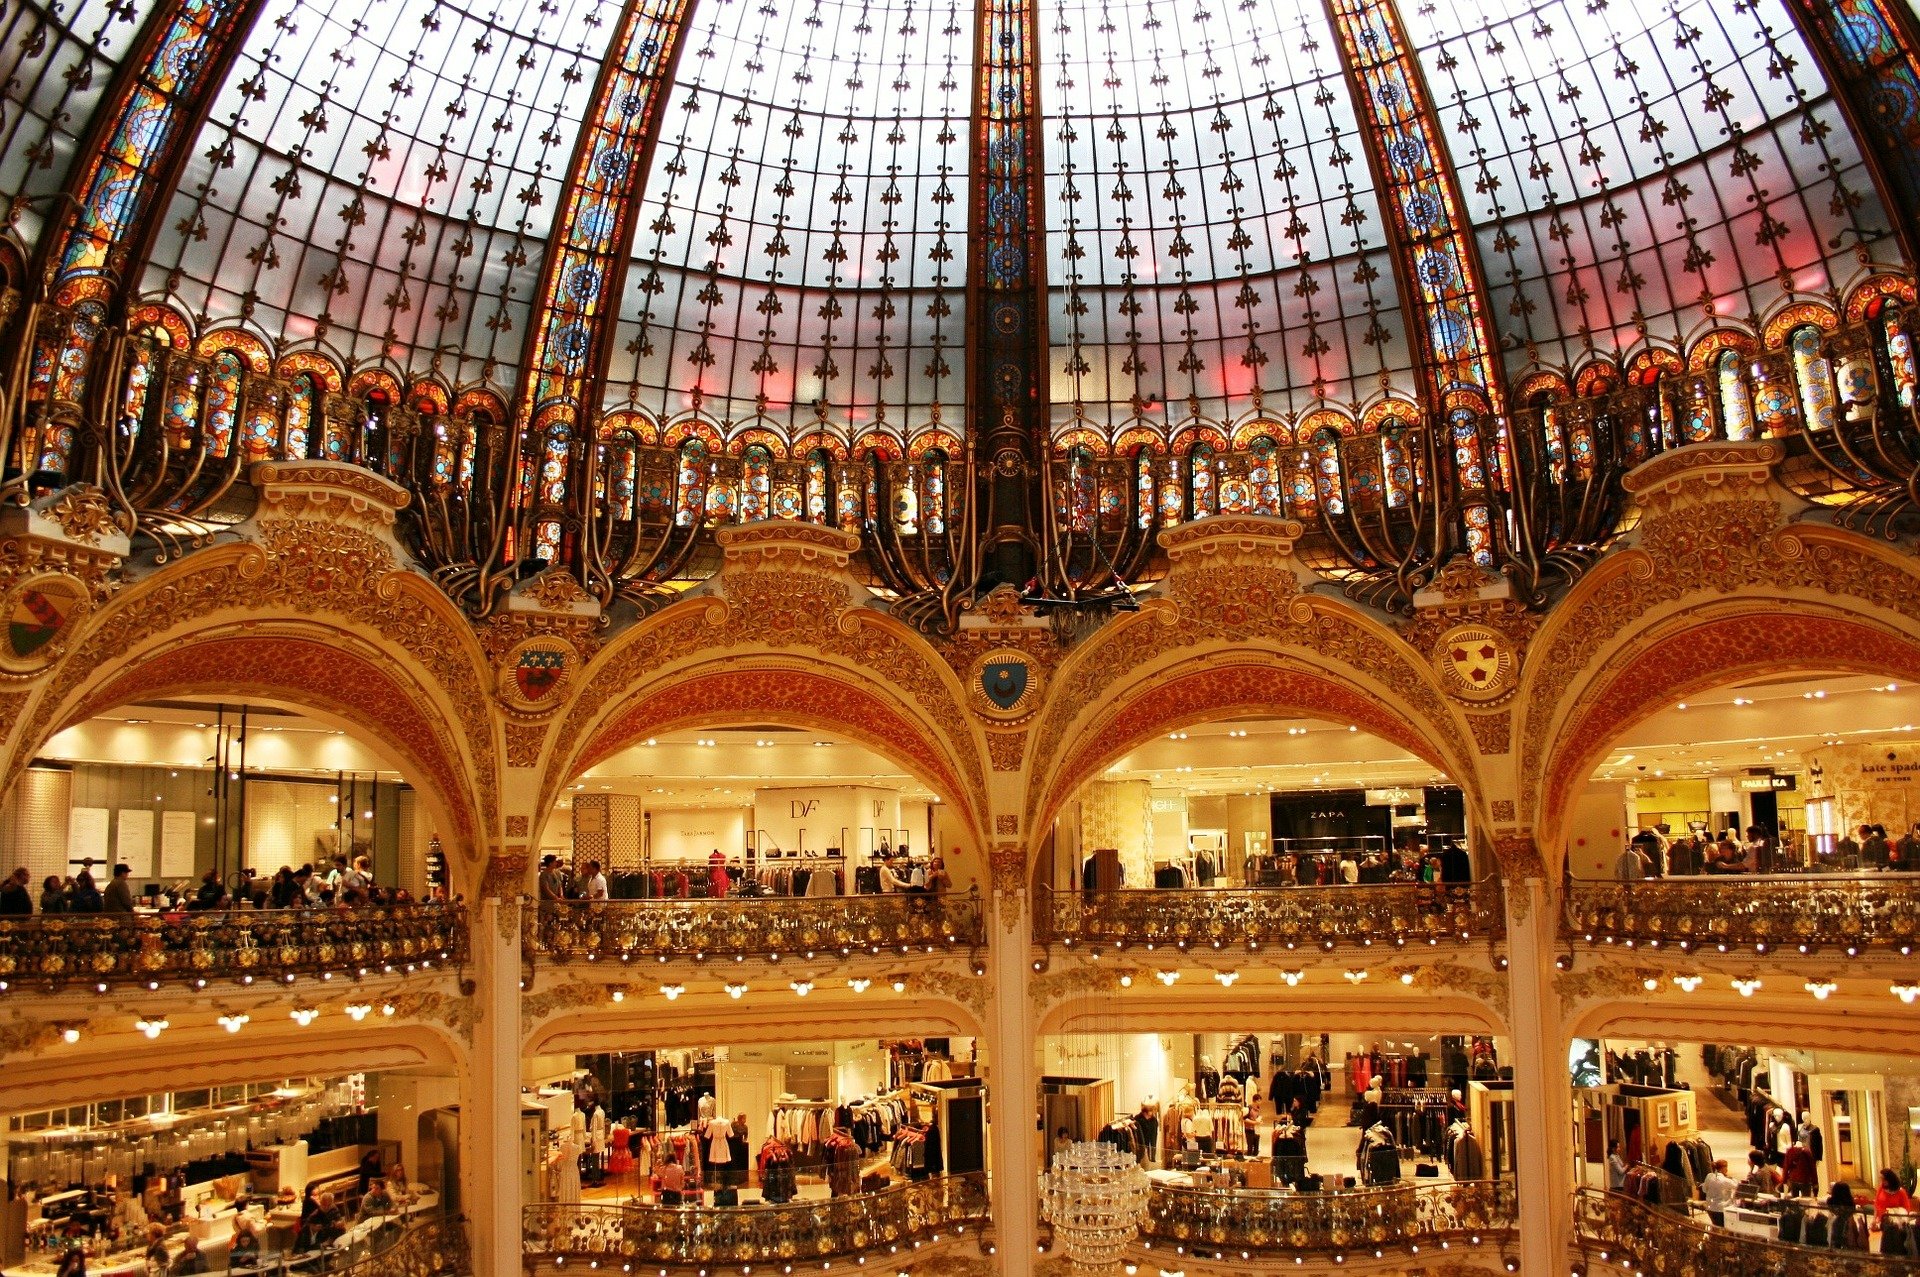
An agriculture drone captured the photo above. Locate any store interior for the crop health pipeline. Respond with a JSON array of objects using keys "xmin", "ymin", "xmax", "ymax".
[
  {"xmin": 1043, "ymin": 716, "xmax": 1475, "ymax": 891},
  {"xmin": 0, "ymin": 1068, "xmax": 456, "ymax": 1274},
  {"xmin": 521, "ymin": 1040, "xmax": 984, "ymax": 1207},
  {"xmin": 1039, "ymin": 1031, "xmax": 1512, "ymax": 1194},
  {"xmin": 1565, "ymin": 673, "xmax": 1920, "ymax": 876},
  {"xmin": 1572, "ymin": 1038, "xmax": 1920, "ymax": 1253}
]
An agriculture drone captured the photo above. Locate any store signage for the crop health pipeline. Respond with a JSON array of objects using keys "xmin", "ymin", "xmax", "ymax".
[
  {"xmin": 1737, "ymin": 774, "xmax": 1796, "ymax": 791},
  {"xmin": 790, "ymin": 799, "xmax": 820, "ymax": 818}
]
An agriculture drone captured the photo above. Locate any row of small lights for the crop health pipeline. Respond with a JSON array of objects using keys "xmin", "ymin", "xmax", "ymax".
[
  {"xmin": 582, "ymin": 944, "xmax": 970, "ymax": 965},
  {"xmin": 546, "ymin": 1230, "xmax": 988, "ymax": 1272},
  {"xmin": 609, "ymin": 975, "xmax": 921, "ymax": 1003},
  {"xmin": 1105, "ymin": 968, "xmax": 1438, "ymax": 989},
  {"xmin": 1056, "ymin": 930, "xmax": 1471, "ymax": 955},
  {"xmin": 1169, "ymin": 726, "xmax": 1355, "ymax": 740},
  {"xmin": 65, "ymin": 1000, "xmax": 403, "ymax": 1044},
  {"xmin": 1131, "ymin": 1234, "xmax": 1513, "ymax": 1269},
  {"xmin": 1624, "ymin": 974, "xmax": 1920, "ymax": 1003},
  {"xmin": 1577, "ymin": 929, "xmax": 1907, "ymax": 958},
  {"xmin": 0, "ymin": 953, "xmax": 446, "ymax": 996}
]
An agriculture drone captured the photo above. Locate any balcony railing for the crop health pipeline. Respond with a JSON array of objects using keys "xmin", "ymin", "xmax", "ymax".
[
  {"xmin": 522, "ymin": 1172, "xmax": 990, "ymax": 1267},
  {"xmin": 1563, "ymin": 875, "xmax": 1920, "ymax": 954},
  {"xmin": 529, "ymin": 889, "xmax": 985, "ymax": 962},
  {"xmin": 1139, "ymin": 1179, "xmax": 1517, "ymax": 1258},
  {"xmin": 333, "ymin": 1212, "xmax": 472, "ymax": 1277},
  {"xmin": 1036, "ymin": 882, "xmax": 1506, "ymax": 952},
  {"xmin": 0, "ymin": 904, "xmax": 467, "ymax": 991},
  {"xmin": 1574, "ymin": 1186, "xmax": 1913, "ymax": 1276}
]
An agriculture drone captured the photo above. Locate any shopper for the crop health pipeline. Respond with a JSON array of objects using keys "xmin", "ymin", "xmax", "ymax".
[
  {"xmin": 1605, "ymin": 1138, "xmax": 1629, "ymax": 1191},
  {"xmin": 68, "ymin": 868, "xmax": 102, "ymax": 912},
  {"xmin": 40, "ymin": 874, "xmax": 69, "ymax": 914},
  {"xmin": 707, "ymin": 849, "xmax": 729, "ymax": 899},
  {"xmin": 1613, "ymin": 843, "xmax": 1651, "ymax": 881},
  {"xmin": 0, "ymin": 868, "xmax": 30, "ymax": 914},
  {"xmin": 925, "ymin": 857, "xmax": 952, "ymax": 893},
  {"xmin": 188, "ymin": 868, "xmax": 225, "ymax": 911},
  {"xmin": 1897, "ymin": 824, "xmax": 1920, "ymax": 871},
  {"xmin": 55, "ymin": 1245, "xmax": 86, "ymax": 1277},
  {"xmin": 344, "ymin": 856, "xmax": 374, "ymax": 897},
  {"xmin": 1703, "ymin": 1158, "xmax": 1738, "ymax": 1227},
  {"xmin": 1864, "ymin": 825, "xmax": 1892, "ymax": 870},
  {"xmin": 582, "ymin": 860, "xmax": 609, "ymax": 903},
  {"xmin": 1827, "ymin": 1181, "xmax": 1864, "ymax": 1249},
  {"xmin": 103, "ymin": 863, "xmax": 137, "ymax": 913},
  {"xmin": 1053, "ymin": 1127, "xmax": 1073, "ymax": 1162},
  {"xmin": 142, "ymin": 1224, "xmax": 169, "ymax": 1276},
  {"xmin": 1876, "ymin": 1168, "xmax": 1913, "ymax": 1225},
  {"xmin": 169, "ymin": 1236, "xmax": 207, "ymax": 1275},
  {"xmin": 657, "ymin": 1151, "xmax": 685, "ymax": 1205},
  {"xmin": 1743, "ymin": 1149, "xmax": 1783, "ymax": 1194}
]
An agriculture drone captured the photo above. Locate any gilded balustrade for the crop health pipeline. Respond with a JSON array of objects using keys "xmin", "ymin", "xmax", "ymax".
[
  {"xmin": 522, "ymin": 1172, "xmax": 990, "ymax": 1267},
  {"xmin": 330, "ymin": 1213, "xmax": 473, "ymax": 1277},
  {"xmin": 1035, "ymin": 882, "xmax": 1506, "ymax": 952},
  {"xmin": 1139, "ymin": 1179, "xmax": 1517, "ymax": 1258},
  {"xmin": 0, "ymin": 904, "xmax": 467, "ymax": 991},
  {"xmin": 1574, "ymin": 1187, "xmax": 1915, "ymax": 1276},
  {"xmin": 529, "ymin": 889, "xmax": 985, "ymax": 962},
  {"xmin": 1563, "ymin": 875, "xmax": 1920, "ymax": 954}
]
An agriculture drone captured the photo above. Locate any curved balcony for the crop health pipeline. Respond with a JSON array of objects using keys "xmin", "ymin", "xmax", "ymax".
[
  {"xmin": 528, "ymin": 889, "xmax": 985, "ymax": 963},
  {"xmin": 1036, "ymin": 882, "xmax": 1507, "ymax": 953},
  {"xmin": 0, "ymin": 904, "xmax": 466, "ymax": 993},
  {"xmin": 1563, "ymin": 875, "xmax": 1920, "ymax": 956},
  {"xmin": 522, "ymin": 1173, "xmax": 990, "ymax": 1268},
  {"xmin": 331, "ymin": 1212, "xmax": 473, "ymax": 1277},
  {"xmin": 1139, "ymin": 1179, "xmax": 1517, "ymax": 1259},
  {"xmin": 1574, "ymin": 1186, "xmax": 1911, "ymax": 1276}
]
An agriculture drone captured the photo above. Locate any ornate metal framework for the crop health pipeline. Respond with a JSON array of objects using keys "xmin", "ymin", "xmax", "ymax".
[
  {"xmin": 1574, "ymin": 1186, "xmax": 1908, "ymax": 1277},
  {"xmin": 529, "ymin": 889, "xmax": 984, "ymax": 962},
  {"xmin": 1034, "ymin": 882, "xmax": 1506, "ymax": 952},
  {"xmin": 1563, "ymin": 875, "xmax": 1920, "ymax": 955},
  {"xmin": 1142, "ymin": 1179, "xmax": 1516, "ymax": 1258},
  {"xmin": 523, "ymin": 1172, "xmax": 990, "ymax": 1266},
  {"xmin": 0, "ymin": 905, "xmax": 467, "ymax": 992}
]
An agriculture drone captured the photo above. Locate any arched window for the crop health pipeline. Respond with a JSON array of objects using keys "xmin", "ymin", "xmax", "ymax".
[
  {"xmin": 204, "ymin": 351, "xmax": 243, "ymax": 458},
  {"xmin": 836, "ymin": 463, "xmax": 862, "ymax": 531},
  {"xmin": 675, "ymin": 439, "xmax": 709, "ymax": 527},
  {"xmin": 1157, "ymin": 455, "xmax": 1185, "ymax": 526},
  {"xmin": 1248, "ymin": 437, "xmax": 1279, "ymax": 515},
  {"xmin": 893, "ymin": 461, "xmax": 920, "ymax": 535},
  {"xmin": 922, "ymin": 449, "xmax": 948, "ymax": 535},
  {"xmin": 163, "ymin": 360, "xmax": 204, "ymax": 451},
  {"xmin": 1716, "ymin": 348, "xmax": 1754, "ymax": 441},
  {"xmin": 284, "ymin": 374, "xmax": 316, "ymax": 460},
  {"xmin": 455, "ymin": 413, "xmax": 484, "ymax": 495},
  {"xmin": 1879, "ymin": 305, "xmax": 1917, "ymax": 410},
  {"xmin": 1284, "ymin": 446, "xmax": 1318, "ymax": 522},
  {"xmin": 120, "ymin": 337, "xmax": 159, "ymax": 432},
  {"xmin": 806, "ymin": 450, "xmax": 832, "ymax": 523},
  {"xmin": 600, "ymin": 431, "xmax": 638, "ymax": 520},
  {"xmin": 1448, "ymin": 407, "xmax": 1486, "ymax": 488},
  {"xmin": 1311, "ymin": 429, "xmax": 1344, "ymax": 515},
  {"xmin": 1135, "ymin": 451, "xmax": 1156, "ymax": 530},
  {"xmin": 740, "ymin": 445, "xmax": 772, "ymax": 522},
  {"xmin": 1538, "ymin": 394, "xmax": 1568, "ymax": 485},
  {"xmin": 1188, "ymin": 443, "xmax": 1217, "ymax": 518}
]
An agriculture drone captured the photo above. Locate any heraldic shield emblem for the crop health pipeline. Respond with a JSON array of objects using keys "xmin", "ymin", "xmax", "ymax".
[
  {"xmin": 967, "ymin": 648, "xmax": 1042, "ymax": 722},
  {"xmin": 2, "ymin": 573, "xmax": 91, "ymax": 673},
  {"xmin": 499, "ymin": 636, "xmax": 576, "ymax": 713}
]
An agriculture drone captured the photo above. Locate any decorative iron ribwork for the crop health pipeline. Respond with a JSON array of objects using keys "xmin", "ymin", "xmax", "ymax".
[
  {"xmin": 334, "ymin": 1213, "xmax": 473, "ymax": 1277},
  {"xmin": 530, "ymin": 888, "xmax": 985, "ymax": 961},
  {"xmin": 1575, "ymin": 1186, "xmax": 1908, "ymax": 1277},
  {"xmin": 1786, "ymin": 0, "xmax": 1920, "ymax": 269},
  {"xmin": 1563, "ymin": 875, "xmax": 1920, "ymax": 954},
  {"xmin": 5, "ymin": 0, "xmax": 264, "ymax": 498},
  {"xmin": 0, "ymin": 905, "xmax": 467, "ymax": 991},
  {"xmin": 1035, "ymin": 882, "xmax": 1505, "ymax": 951},
  {"xmin": 523, "ymin": 1172, "xmax": 990, "ymax": 1266},
  {"xmin": 1142, "ymin": 1179, "xmax": 1517, "ymax": 1256}
]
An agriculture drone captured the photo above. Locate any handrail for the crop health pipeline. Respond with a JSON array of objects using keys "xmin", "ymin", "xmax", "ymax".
[
  {"xmin": 1140, "ymin": 1178, "xmax": 1517, "ymax": 1256},
  {"xmin": 326, "ymin": 1211, "xmax": 472, "ymax": 1277},
  {"xmin": 1035, "ymin": 881, "xmax": 1506, "ymax": 951},
  {"xmin": 523, "ymin": 1172, "xmax": 990, "ymax": 1266},
  {"xmin": 0, "ymin": 904, "xmax": 467, "ymax": 991},
  {"xmin": 1563, "ymin": 876, "xmax": 1920, "ymax": 953},
  {"xmin": 529, "ymin": 888, "xmax": 985, "ymax": 961},
  {"xmin": 1574, "ymin": 1186, "xmax": 1913, "ymax": 1276}
]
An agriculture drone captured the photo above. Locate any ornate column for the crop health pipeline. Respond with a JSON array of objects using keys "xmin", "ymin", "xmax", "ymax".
[
  {"xmin": 984, "ymin": 843, "xmax": 1039, "ymax": 1271},
  {"xmin": 1498, "ymin": 836, "xmax": 1572, "ymax": 1274},
  {"xmin": 464, "ymin": 853, "xmax": 529, "ymax": 1274}
]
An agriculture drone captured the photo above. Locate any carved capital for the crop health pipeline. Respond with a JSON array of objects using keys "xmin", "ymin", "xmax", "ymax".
[{"xmin": 988, "ymin": 844, "xmax": 1026, "ymax": 933}]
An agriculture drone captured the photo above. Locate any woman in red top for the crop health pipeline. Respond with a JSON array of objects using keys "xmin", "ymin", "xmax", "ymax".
[
  {"xmin": 707, "ymin": 850, "xmax": 729, "ymax": 899},
  {"xmin": 1876, "ymin": 1168, "xmax": 1913, "ymax": 1223}
]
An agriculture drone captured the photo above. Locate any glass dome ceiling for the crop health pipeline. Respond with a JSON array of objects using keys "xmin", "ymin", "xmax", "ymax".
[{"xmin": 1, "ymin": 0, "xmax": 1902, "ymax": 445}]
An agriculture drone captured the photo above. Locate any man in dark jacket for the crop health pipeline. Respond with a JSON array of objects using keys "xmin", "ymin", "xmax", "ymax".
[
  {"xmin": 102, "ymin": 864, "xmax": 137, "ymax": 913},
  {"xmin": 0, "ymin": 868, "xmax": 31, "ymax": 915}
]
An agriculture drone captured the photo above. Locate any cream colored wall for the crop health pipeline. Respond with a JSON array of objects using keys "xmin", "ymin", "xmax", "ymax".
[
  {"xmin": 1079, "ymin": 780, "xmax": 1151, "ymax": 885},
  {"xmin": 1567, "ymin": 782, "xmax": 1629, "ymax": 879},
  {"xmin": 649, "ymin": 806, "xmax": 749, "ymax": 860},
  {"xmin": 1043, "ymin": 1032, "xmax": 1185, "ymax": 1113}
]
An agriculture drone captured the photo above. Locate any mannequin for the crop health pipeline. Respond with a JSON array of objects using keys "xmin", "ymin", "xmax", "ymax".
[
  {"xmin": 1195, "ymin": 1054, "xmax": 1220, "ymax": 1099},
  {"xmin": 551, "ymin": 1111, "xmax": 584, "ymax": 1202}
]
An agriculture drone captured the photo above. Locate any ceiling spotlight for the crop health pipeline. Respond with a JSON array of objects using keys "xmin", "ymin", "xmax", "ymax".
[
  {"xmin": 1117, "ymin": 973, "xmax": 1133, "ymax": 988},
  {"xmin": 1731, "ymin": 978, "xmax": 1763, "ymax": 998},
  {"xmin": 1214, "ymin": 971, "xmax": 1240, "ymax": 987},
  {"xmin": 59, "ymin": 1025, "xmax": 81, "ymax": 1044},
  {"xmin": 1805, "ymin": 979, "xmax": 1838, "ymax": 1000},
  {"xmin": 135, "ymin": 1018, "xmax": 169, "ymax": 1040},
  {"xmin": 381, "ymin": 1002, "xmax": 396, "ymax": 1016},
  {"xmin": 610, "ymin": 989, "xmax": 626, "ymax": 1003},
  {"xmin": 1343, "ymin": 969, "xmax": 1369, "ymax": 984},
  {"xmin": 344, "ymin": 1003, "xmax": 372, "ymax": 1021},
  {"xmin": 1399, "ymin": 971, "xmax": 1416, "ymax": 986},
  {"xmin": 1891, "ymin": 984, "xmax": 1920, "ymax": 1004},
  {"xmin": 789, "ymin": 979, "xmax": 814, "ymax": 997},
  {"xmin": 217, "ymin": 1013, "xmax": 249, "ymax": 1034},
  {"xmin": 1642, "ymin": 977, "xmax": 1660, "ymax": 992},
  {"xmin": 1155, "ymin": 970, "xmax": 1180, "ymax": 986},
  {"xmin": 659, "ymin": 983, "xmax": 686, "ymax": 1000},
  {"xmin": 290, "ymin": 1007, "xmax": 320, "ymax": 1026},
  {"xmin": 848, "ymin": 978, "xmax": 872, "ymax": 993},
  {"xmin": 1280, "ymin": 970, "xmax": 1305, "ymax": 986},
  {"xmin": 1672, "ymin": 975, "xmax": 1703, "ymax": 992},
  {"xmin": 724, "ymin": 982, "xmax": 749, "ymax": 999},
  {"xmin": 890, "ymin": 976, "xmax": 908, "ymax": 993}
]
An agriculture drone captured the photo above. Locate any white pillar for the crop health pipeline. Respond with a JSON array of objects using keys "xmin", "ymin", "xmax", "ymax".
[
  {"xmin": 1506, "ymin": 875, "xmax": 1572, "ymax": 1273},
  {"xmin": 984, "ymin": 855, "xmax": 1038, "ymax": 1272},
  {"xmin": 465, "ymin": 895, "xmax": 524, "ymax": 1274}
]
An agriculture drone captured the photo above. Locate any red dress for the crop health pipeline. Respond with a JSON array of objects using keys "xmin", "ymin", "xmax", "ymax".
[
  {"xmin": 606, "ymin": 1125, "xmax": 634, "ymax": 1174},
  {"xmin": 708, "ymin": 854, "xmax": 729, "ymax": 898}
]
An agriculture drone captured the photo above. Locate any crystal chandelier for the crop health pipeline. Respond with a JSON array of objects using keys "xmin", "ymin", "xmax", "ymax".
[{"xmin": 1039, "ymin": 1140, "xmax": 1150, "ymax": 1273}]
